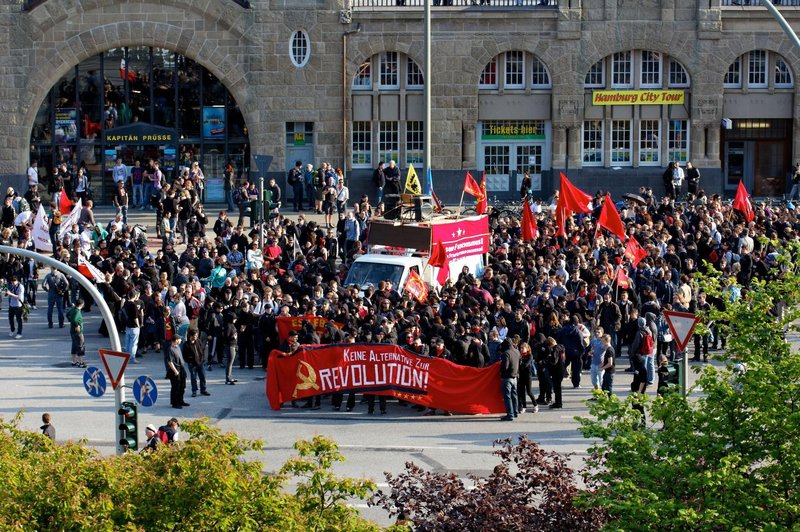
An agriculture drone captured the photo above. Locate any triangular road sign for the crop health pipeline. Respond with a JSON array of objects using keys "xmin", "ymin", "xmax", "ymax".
[
  {"xmin": 98, "ymin": 349, "xmax": 130, "ymax": 390},
  {"xmin": 663, "ymin": 310, "xmax": 701, "ymax": 353}
]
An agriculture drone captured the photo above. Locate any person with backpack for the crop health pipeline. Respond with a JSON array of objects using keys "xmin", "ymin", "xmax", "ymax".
[
  {"xmin": 630, "ymin": 316, "xmax": 656, "ymax": 387},
  {"xmin": 157, "ymin": 417, "xmax": 181, "ymax": 444},
  {"xmin": 42, "ymin": 266, "xmax": 68, "ymax": 329},
  {"xmin": 65, "ymin": 299, "xmax": 86, "ymax": 368}
]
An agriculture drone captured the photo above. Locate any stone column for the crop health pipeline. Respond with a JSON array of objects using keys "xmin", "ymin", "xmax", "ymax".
[
  {"xmin": 690, "ymin": 121, "xmax": 706, "ymax": 166},
  {"xmin": 551, "ymin": 125, "xmax": 566, "ymax": 169},
  {"xmin": 462, "ymin": 122, "xmax": 476, "ymax": 169}
]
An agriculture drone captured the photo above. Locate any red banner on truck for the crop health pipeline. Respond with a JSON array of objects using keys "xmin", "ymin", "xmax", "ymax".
[
  {"xmin": 430, "ymin": 216, "xmax": 490, "ymax": 261},
  {"xmin": 266, "ymin": 343, "xmax": 505, "ymax": 414}
]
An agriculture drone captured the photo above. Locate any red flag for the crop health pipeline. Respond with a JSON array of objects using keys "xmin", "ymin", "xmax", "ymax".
[
  {"xmin": 559, "ymin": 172, "xmax": 592, "ymax": 214},
  {"xmin": 404, "ymin": 268, "xmax": 428, "ymax": 303},
  {"xmin": 623, "ymin": 236, "xmax": 648, "ymax": 268},
  {"xmin": 733, "ymin": 180, "xmax": 754, "ymax": 222},
  {"xmin": 521, "ymin": 199, "xmax": 538, "ymax": 241},
  {"xmin": 615, "ymin": 266, "xmax": 631, "ymax": 290},
  {"xmin": 464, "ymin": 172, "xmax": 482, "ymax": 197},
  {"xmin": 77, "ymin": 254, "xmax": 106, "ymax": 283},
  {"xmin": 555, "ymin": 173, "xmax": 592, "ymax": 236},
  {"xmin": 429, "ymin": 241, "xmax": 450, "ymax": 285},
  {"xmin": 597, "ymin": 193, "xmax": 626, "ymax": 240},
  {"xmin": 59, "ymin": 188, "xmax": 73, "ymax": 215},
  {"xmin": 476, "ymin": 173, "xmax": 488, "ymax": 214}
]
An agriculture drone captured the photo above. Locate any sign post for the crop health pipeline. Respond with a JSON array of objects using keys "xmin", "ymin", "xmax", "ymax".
[
  {"xmin": 0, "ymin": 246, "xmax": 124, "ymax": 454},
  {"xmin": 663, "ymin": 310, "xmax": 701, "ymax": 398}
]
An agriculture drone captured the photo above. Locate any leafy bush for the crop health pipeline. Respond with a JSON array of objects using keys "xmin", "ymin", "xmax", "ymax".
[
  {"xmin": 370, "ymin": 435, "xmax": 606, "ymax": 531},
  {"xmin": 0, "ymin": 416, "xmax": 377, "ymax": 531}
]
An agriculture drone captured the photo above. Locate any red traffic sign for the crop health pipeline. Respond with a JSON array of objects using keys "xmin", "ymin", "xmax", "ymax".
[
  {"xmin": 98, "ymin": 349, "xmax": 130, "ymax": 390},
  {"xmin": 663, "ymin": 310, "xmax": 701, "ymax": 353}
]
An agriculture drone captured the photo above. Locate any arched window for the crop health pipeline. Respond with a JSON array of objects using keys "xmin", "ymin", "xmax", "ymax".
[
  {"xmin": 350, "ymin": 52, "xmax": 425, "ymax": 169},
  {"xmin": 289, "ymin": 30, "xmax": 310, "ymax": 68},
  {"xmin": 724, "ymin": 50, "xmax": 793, "ymax": 90},
  {"xmin": 582, "ymin": 51, "xmax": 692, "ymax": 167},
  {"xmin": 478, "ymin": 51, "xmax": 551, "ymax": 91}
]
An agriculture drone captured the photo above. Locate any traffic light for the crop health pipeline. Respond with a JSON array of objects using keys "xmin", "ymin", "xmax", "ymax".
[{"xmin": 118, "ymin": 401, "xmax": 138, "ymax": 451}]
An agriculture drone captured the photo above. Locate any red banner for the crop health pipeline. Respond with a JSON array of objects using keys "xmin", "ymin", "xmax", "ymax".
[
  {"xmin": 266, "ymin": 343, "xmax": 505, "ymax": 414},
  {"xmin": 430, "ymin": 216, "xmax": 490, "ymax": 262},
  {"xmin": 275, "ymin": 316, "xmax": 344, "ymax": 342}
]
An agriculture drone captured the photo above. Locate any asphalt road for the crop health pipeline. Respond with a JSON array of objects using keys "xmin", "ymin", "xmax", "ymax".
[{"xmin": 0, "ymin": 205, "xmax": 711, "ymax": 526}]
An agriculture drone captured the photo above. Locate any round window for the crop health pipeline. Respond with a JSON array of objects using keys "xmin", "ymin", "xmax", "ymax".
[{"xmin": 290, "ymin": 30, "xmax": 310, "ymax": 68}]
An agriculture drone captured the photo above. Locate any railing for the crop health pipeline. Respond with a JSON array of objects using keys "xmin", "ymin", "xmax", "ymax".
[
  {"xmin": 22, "ymin": 0, "xmax": 252, "ymax": 11},
  {"xmin": 721, "ymin": 0, "xmax": 800, "ymax": 6},
  {"xmin": 352, "ymin": 0, "xmax": 558, "ymax": 8}
]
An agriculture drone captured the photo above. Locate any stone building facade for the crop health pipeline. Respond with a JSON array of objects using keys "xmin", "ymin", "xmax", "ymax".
[{"xmin": 3, "ymin": 0, "xmax": 800, "ymax": 203}]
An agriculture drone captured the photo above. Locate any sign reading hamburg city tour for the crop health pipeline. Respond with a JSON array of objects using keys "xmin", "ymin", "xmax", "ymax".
[
  {"xmin": 592, "ymin": 90, "xmax": 685, "ymax": 106},
  {"xmin": 267, "ymin": 343, "xmax": 506, "ymax": 414}
]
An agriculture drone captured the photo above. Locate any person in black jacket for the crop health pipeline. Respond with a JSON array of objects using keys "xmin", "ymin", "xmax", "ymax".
[
  {"xmin": 499, "ymin": 339, "xmax": 521, "ymax": 421},
  {"xmin": 545, "ymin": 337, "xmax": 565, "ymax": 409},
  {"xmin": 183, "ymin": 329, "xmax": 209, "ymax": 398},
  {"xmin": 166, "ymin": 335, "xmax": 188, "ymax": 409},
  {"xmin": 557, "ymin": 315, "xmax": 585, "ymax": 388},
  {"xmin": 373, "ymin": 161, "xmax": 385, "ymax": 206},
  {"xmin": 516, "ymin": 340, "xmax": 538, "ymax": 413}
]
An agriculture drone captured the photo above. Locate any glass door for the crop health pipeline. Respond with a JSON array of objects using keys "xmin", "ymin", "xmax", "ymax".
[
  {"xmin": 483, "ymin": 145, "xmax": 510, "ymax": 192},
  {"xmin": 515, "ymin": 144, "xmax": 543, "ymax": 192}
]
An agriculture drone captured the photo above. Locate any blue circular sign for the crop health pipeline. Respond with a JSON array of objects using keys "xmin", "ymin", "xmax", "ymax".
[
  {"xmin": 132, "ymin": 375, "xmax": 158, "ymax": 407},
  {"xmin": 83, "ymin": 366, "xmax": 106, "ymax": 398}
]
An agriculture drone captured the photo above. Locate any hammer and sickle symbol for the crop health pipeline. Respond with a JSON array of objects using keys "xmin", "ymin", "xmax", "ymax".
[{"xmin": 293, "ymin": 361, "xmax": 320, "ymax": 398}]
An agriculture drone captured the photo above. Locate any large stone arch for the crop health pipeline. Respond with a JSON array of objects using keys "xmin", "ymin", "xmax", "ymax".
[
  {"xmin": 25, "ymin": 0, "xmax": 250, "ymax": 39},
  {"xmin": 711, "ymin": 36, "xmax": 800, "ymax": 89},
  {"xmin": 18, "ymin": 5, "xmax": 259, "ymax": 175},
  {"xmin": 346, "ymin": 37, "xmax": 426, "ymax": 82}
]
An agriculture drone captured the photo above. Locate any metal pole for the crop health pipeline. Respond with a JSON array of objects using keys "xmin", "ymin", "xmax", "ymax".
[
  {"xmin": 681, "ymin": 350, "xmax": 688, "ymax": 398},
  {"xmin": 762, "ymin": 0, "xmax": 800, "ymax": 53},
  {"xmin": 0, "ymin": 246, "xmax": 124, "ymax": 452},
  {"xmin": 424, "ymin": 0, "xmax": 432, "ymax": 184},
  {"xmin": 259, "ymin": 176, "xmax": 265, "ymax": 249}
]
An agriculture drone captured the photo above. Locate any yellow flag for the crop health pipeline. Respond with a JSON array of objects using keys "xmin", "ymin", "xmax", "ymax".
[{"xmin": 404, "ymin": 164, "xmax": 422, "ymax": 195}]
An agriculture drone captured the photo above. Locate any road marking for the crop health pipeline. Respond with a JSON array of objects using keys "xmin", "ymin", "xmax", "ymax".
[{"xmin": 339, "ymin": 444, "xmax": 459, "ymax": 451}]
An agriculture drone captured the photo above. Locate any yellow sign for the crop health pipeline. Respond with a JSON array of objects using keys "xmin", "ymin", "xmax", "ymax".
[
  {"xmin": 106, "ymin": 134, "xmax": 173, "ymax": 142},
  {"xmin": 592, "ymin": 90, "xmax": 685, "ymax": 106}
]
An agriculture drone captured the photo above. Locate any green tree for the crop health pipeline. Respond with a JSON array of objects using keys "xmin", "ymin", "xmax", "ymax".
[
  {"xmin": 281, "ymin": 435, "xmax": 377, "ymax": 532},
  {"xmin": 0, "ymin": 417, "xmax": 377, "ymax": 531},
  {"xmin": 578, "ymin": 242, "xmax": 800, "ymax": 530}
]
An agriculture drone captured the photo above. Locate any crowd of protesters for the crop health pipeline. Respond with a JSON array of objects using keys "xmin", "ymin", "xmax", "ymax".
[{"xmin": 0, "ymin": 156, "xmax": 795, "ymax": 419}]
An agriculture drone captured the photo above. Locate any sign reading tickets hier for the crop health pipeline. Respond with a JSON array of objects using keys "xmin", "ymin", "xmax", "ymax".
[
  {"xmin": 267, "ymin": 343, "xmax": 506, "ymax": 414},
  {"xmin": 592, "ymin": 90, "xmax": 685, "ymax": 106}
]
